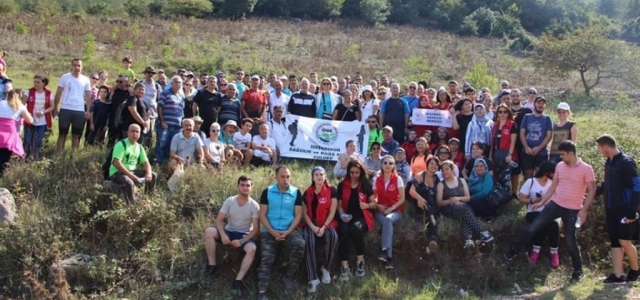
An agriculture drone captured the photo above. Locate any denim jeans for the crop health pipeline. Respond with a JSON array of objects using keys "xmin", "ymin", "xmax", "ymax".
[
  {"xmin": 512, "ymin": 201, "xmax": 582, "ymax": 271},
  {"xmin": 23, "ymin": 125, "xmax": 46, "ymax": 160},
  {"xmin": 153, "ymin": 125, "xmax": 180, "ymax": 162},
  {"xmin": 374, "ymin": 211, "xmax": 403, "ymax": 258}
]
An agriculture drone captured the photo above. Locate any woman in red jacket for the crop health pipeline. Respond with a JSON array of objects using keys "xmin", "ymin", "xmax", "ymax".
[
  {"xmin": 21, "ymin": 75, "xmax": 53, "ymax": 160},
  {"xmin": 302, "ymin": 166, "xmax": 339, "ymax": 293},
  {"xmin": 490, "ymin": 103, "xmax": 518, "ymax": 194},
  {"xmin": 374, "ymin": 155, "xmax": 406, "ymax": 270},
  {"xmin": 336, "ymin": 160, "xmax": 376, "ymax": 282}
]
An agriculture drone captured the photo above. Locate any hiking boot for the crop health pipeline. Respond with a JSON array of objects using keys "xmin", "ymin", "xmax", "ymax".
[
  {"xmin": 339, "ymin": 266, "xmax": 351, "ymax": 282},
  {"xmin": 205, "ymin": 264, "xmax": 220, "ymax": 277},
  {"xmin": 528, "ymin": 251, "xmax": 540, "ymax": 265},
  {"xmin": 627, "ymin": 269, "xmax": 640, "ymax": 282},
  {"xmin": 282, "ymin": 276, "xmax": 296, "ymax": 295},
  {"xmin": 464, "ymin": 239, "xmax": 475, "ymax": 250},
  {"xmin": 427, "ymin": 240, "xmax": 439, "ymax": 255},
  {"xmin": 549, "ymin": 252, "xmax": 560, "ymax": 268},
  {"xmin": 603, "ymin": 274, "xmax": 626, "ymax": 284},
  {"xmin": 571, "ymin": 270, "xmax": 585, "ymax": 282},
  {"xmin": 355, "ymin": 261, "xmax": 366, "ymax": 278},
  {"xmin": 384, "ymin": 257, "xmax": 395, "ymax": 270},
  {"xmin": 504, "ymin": 248, "xmax": 518, "ymax": 261},
  {"xmin": 320, "ymin": 266, "xmax": 331, "ymax": 284},
  {"xmin": 480, "ymin": 231, "xmax": 494, "ymax": 243},
  {"xmin": 231, "ymin": 280, "xmax": 243, "ymax": 297},
  {"xmin": 378, "ymin": 250, "xmax": 388, "ymax": 262},
  {"xmin": 307, "ymin": 279, "xmax": 320, "ymax": 294}
]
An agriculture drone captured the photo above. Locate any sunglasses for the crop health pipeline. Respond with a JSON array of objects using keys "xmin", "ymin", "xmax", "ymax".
[
  {"xmin": 322, "ymin": 82, "xmax": 331, "ymax": 86},
  {"xmin": 367, "ymin": 121, "xmax": 376, "ymax": 124},
  {"xmin": 378, "ymin": 93, "xmax": 386, "ymax": 95},
  {"xmin": 211, "ymin": 129, "xmax": 220, "ymax": 132},
  {"xmin": 529, "ymin": 92, "xmax": 536, "ymax": 95},
  {"xmin": 497, "ymin": 110, "xmax": 508, "ymax": 114},
  {"xmin": 409, "ymin": 87, "xmax": 416, "ymax": 89},
  {"xmin": 184, "ymin": 84, "xmax": 192, "ymax": 86},
  {"xmin": 383, "ymin": 161, "xmax": 395, "ymax": 165},
  {"xmin": 116, "ymin": 80, "xmax": 126, "ymax": 84},
  {"xmin": 237, "ymin": 72, "xmax": 244, "ymax": 75},
  {"xmin": 371, "ymin": 147, "xmax": 380, "ymax": 150},
  {"xmin": 220, "ymin": 84, "xmax": 228, "ymax": 87},
  {"xmin": 91, "ymin": 77, "xmax": 98, "ymax": 80}
]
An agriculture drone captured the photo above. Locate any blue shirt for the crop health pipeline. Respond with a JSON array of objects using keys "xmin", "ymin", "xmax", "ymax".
[
  {"xmin": 158, "ymin": 89, "xmax": 185, "ymax": 128},
  {"xmin": 259, "ymin": 184, "xmax": 303, "ymax": 231},
  {"xmin": 521, "ymin": 113, "xmax": 553, "ymax": 156},
  {"xmin": 402, "ymin": 95, "xmax": 419, "ymax": 113}
]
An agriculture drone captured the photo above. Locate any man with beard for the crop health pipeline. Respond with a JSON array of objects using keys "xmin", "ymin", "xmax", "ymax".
[
  {"xmin": 510, "ymin": 89, "xmax": 532, "ymax": 196},
  {"xmin": 241, "ymin": 75, "xmax": 267, "ymax": 136},
  {"xmin": 519, "ymin": 96, "xmax": 553, "ymax": 181},
  {"xmin": 107, "ymin": 74, "xmax": 132, "ymax": 147}
]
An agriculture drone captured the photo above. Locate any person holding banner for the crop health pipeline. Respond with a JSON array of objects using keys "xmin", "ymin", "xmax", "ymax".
[
  {"xmin": 316, "ymin": 78, "xmax": 340, "ymax": 120},
  {"xmin": 412, "ymin": 95, "xmax": 433, "ymax": 137},
  {"xmin": 336, "ymin": 160, "xmax": 376, "ymax": 281},
  {"xmin": 373, "ymin": 155, "xmax": 406, "ymax": 270}
]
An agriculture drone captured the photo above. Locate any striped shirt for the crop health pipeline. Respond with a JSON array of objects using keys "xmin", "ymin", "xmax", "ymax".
[
  {"xmin": 552, "ymin": 159, "xmax": 595, "ymax": 210},
  {"xmin": 218, "ymin": 96, "xmax": 241, "ymax": 125},
  {"xmin": 158, "ymin": 89, "xmax": 185, "ymax": 128}
]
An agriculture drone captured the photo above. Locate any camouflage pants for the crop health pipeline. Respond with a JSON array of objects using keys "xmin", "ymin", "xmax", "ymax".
[{"xmin": 258, "ymin": 229, "xmax": 305, "ymax": 292}]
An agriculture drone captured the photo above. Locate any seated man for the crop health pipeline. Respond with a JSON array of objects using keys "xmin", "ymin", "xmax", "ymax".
[
  {"xmin": 251, "ymin": 124, "xmax": 277, "ymax": 167},
  {"xmin": 169, "ymin": 118, "xmax": 205, "ymax": 166},
  {"xmin": 233, "ymin": 118, "xmax": 254, "ymax": 166},
  {"xmin": 109, "ymin": 124, "xmax": 156, "ymax": 204},
  {"xmin": 219, "ymin": 120, "xmax": 243, "ymax": 164},
  {"xmin": 204, "ymin": 175, "xmax": 259, "ymax": 297}
]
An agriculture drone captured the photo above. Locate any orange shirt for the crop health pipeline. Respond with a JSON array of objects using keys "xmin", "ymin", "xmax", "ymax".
[
  {"xmin": 552, "ymin": 159, "xmax": 595, "ymax": 210},
  {"xmin": 410, "ymin": 153, "xmax": 433, "ymax": 176}
]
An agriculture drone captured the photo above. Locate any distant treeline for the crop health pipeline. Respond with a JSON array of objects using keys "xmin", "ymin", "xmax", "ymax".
[{"xmin": 3, "ymin": 0, "xmax": 640, "ymax": 47}]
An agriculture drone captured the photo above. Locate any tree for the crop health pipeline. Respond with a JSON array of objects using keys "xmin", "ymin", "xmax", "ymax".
[
  {"xmin": 359, "ymin": 0, "xmax": 389, "ymax": 26},
  {"xmin": 167, "ymin": 0, "xmax": 213, "ymax": 17},
  {"xmin": 220, "ymin": 0, "xmax": 257, "ymax": 20},
  {"xmin": 534, "ymin": 26, "xmax": 640, "ymax": 96},
  {"xmin": 386, "ymin": 0, "xmax": 418, "ymax": 25}
]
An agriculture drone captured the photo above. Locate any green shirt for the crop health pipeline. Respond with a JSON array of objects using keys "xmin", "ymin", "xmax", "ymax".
[
  {"xmin": 109, "ymin": 139, "xmax": 147, "ymax": 177},
  {"xmin": 367, "ymin": 127, "xmax": 383, "ymax": 155},
  {"xmin": 118, "ymin": 68, "xmax": 136, "ymax": 82}
]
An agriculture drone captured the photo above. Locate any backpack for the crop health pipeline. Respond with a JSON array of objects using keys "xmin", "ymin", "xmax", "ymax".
[
  {"xmin": 102, "ymin": 140, "xmax": 127, "ymax": 180},
  {"xmin": 113, "ymin": 102, "xmax": 128, "ymax": 129}
]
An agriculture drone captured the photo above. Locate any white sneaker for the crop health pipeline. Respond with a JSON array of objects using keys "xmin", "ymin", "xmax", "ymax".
[
  {"xmin": 464, "ymin": 239, "xmax": 475, "ymax": 250},
  {"xmin": 321, "ymin": 266, "xmax": 331, "ymax": 284},
  {"xmin": 307, "ymin": 279, "xmax": 320, "ymax": 294}
]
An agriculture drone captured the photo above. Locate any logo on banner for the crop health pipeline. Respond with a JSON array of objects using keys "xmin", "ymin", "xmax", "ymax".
[
  {"xmin": 413, "ymin": 111, "xmax": 423, "ymax": 121},
  {"xmin": 314, "ymin": 122, "xmax": 338, "ymax": 145}
]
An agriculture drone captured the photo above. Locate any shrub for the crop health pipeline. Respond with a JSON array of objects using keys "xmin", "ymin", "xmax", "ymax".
[
  {"xmin": 86, "ymin": 1, "xmax": 113, "ymax": 16},
  {"xmin": 359, "ymin": 0, "xmax": 390, "ymax": 26},
  {"xmin": 14, "ymin": 22, "xmax": 28, "ymax": 34},
  {"xmin": 166, "ymin": 0, "xmax": 213, "ymax": 18},
  {"xmin": 0, "ymin": 0, "xmax": 17, "ymax": 14},
  {"xmin": 386, "ymin": 0, "xmax": 418, "ymax": 25},
  {"xmin": 219, "ymin": 0, "xmax": 258, "ymax": 20},
  {"xmin": 464, "ymin": 63, "xmax": 498, "ymax": 91}
]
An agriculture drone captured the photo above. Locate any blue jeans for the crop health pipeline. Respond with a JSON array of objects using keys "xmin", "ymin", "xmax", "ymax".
[
  {"xmin": 512, "ymin": 201, "xmax": 582, "ymax": 271},
  {"xmin": 374, "ymin": 211, "xmax": 403, "ymax": 258},
  {"xmin": 23, "ymin": 125, "xmax": 46, "ymax": 159},
  {"xmin": 153, "ymin": 125, "xmax": 180, "ymax": 162}
]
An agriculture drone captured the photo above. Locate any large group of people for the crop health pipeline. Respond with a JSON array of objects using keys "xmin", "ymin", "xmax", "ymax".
[{"xmin": 0, "ymin": 58, "xmax": 638, "ymax": 299}]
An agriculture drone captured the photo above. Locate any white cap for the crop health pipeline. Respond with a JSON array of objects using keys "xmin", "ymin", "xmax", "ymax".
[{"xmin": 557, "ymin": 102, "xmax": 570, "ymax": 112}]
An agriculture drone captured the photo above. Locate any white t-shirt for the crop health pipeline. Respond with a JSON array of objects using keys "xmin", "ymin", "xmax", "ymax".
[
  {"xmin": 360, "ymin": 99, "xmax": 379, "ymax": 120},
  {"xmin": 268, "ymin": 93, "xmax": 289, "ymax": 119},
  {"xmin": 268, "ymin": 119, "xmax": 288, "ymax": 150},
  {"xmin": 252, "ymin": 135, "xmax": 276, "ymax": 161},
  {"xmin": 0, "ymin": 101, "xmax": 26, "ymax": 120},
  {"xmin": 372, "ymin": 175, "xmax": 405, "ymax": 190},
  {"xmin": 58, "ymin": 73, "xmax": 91, "ymax": 112},
  {"xmin": 233, "ymin": 131, "xmax": 252, "ymax": 149},
  {"xmin": 204, "ymin": 138, "xmax": 225, "ymax": 163},
  {"xmin": 219, "ymin": 196, "xmax": 260, "ymax": 233},
  {"xmin": 519, "ymin": 178, "xmax": 553, "ymax": 213},
  {"xmin": 22, "ymin": 90, "xmax": 46, "ymax": 126}
]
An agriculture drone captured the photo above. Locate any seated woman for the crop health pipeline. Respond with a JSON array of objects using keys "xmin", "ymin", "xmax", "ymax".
[
  {"xmin": 364, "ymin": 142, "xmax": 382, "ymax": 178},
  {"xmin": 408, "ymin": 156, "xmax": 441, "ymax": 254},
  {"xmin": 334, "ymin": 140, "xmax": 364, "ymax": 179},
  {"xmin": 466, "ymin": 159, "xmax": 496, "ymax": 219},
  {"xmin": 436, "ymin": 160, "xmax": 494, "ymax": 250},
  {"xmin": 336, "ymin": 160, "xmax": 376, "ymax": 281},
  {"xmin": 302, "ymin": 166, "xmax": 339, "ymax": 294},
  {"xmin": 435, "ymin": 145, "xmax": 459, "ymax": 180},
  {"xmin": 204, "ymin": 122, "xmax": 226, "ymax": 170},
  {"xmin": 517, "ymin": 161, "xmax": 560, "ymax": 268},
  {"xmin": 373, "ymin": 155, "xmax": 405, "ymax": 270},
  {"xmin": 463, "ymin": 142, "xmax": 493, "ymax": 180}
]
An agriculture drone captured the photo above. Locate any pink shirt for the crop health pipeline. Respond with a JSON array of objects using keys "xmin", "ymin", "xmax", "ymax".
[{"xmin": 552, "ymin": 159, "xmax": 595, "ymax": 210}]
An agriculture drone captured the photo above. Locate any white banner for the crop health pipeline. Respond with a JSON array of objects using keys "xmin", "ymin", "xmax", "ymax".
[
  {"xmin": 279, "ymin": 115, "xmax": 369, "ymax": 161},
  {"xmin": 411, "ymin": 108, "xmax": 453, "ymax": 128}
]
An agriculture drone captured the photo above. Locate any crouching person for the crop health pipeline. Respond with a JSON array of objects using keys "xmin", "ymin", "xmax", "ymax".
[
  {"xmin": 257, "ymin": 166, "xmax": 305, "ymax": 299},
  {"xmin": 203, "ymin": 175, "xmax": 259, "ymax": 297},
  {"xmin": 109, "ymin": 124, "xmax": 156, "ymax": 204}
]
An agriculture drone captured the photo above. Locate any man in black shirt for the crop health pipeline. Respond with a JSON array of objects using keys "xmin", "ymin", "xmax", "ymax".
[
  {"xmin": 288, "ymin": 78, "xmax": 316, "ymax": 118},
  {"xmin": 193, "ymin": 76, "xmax": 221, "ymax": 138},
  {"xmin": 509, "ymin": 88, "xmax": 532, "ymax": 196},
  {"xmin": 120, "ymin": 82, "xmax": 149, "ymax": 139},
  {"xmin": 107, "ymin": 74, "xmax": 132, "ymax": 147}
]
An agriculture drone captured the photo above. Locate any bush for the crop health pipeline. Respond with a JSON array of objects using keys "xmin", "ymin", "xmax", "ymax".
[
  {"xmin": 464, "ymin": 63, "xmax": 498, "ymax": 91},
  {"xmin": 219, "ymin": 0, "xmax": 258, "ymax": 20},
  {"xmin": 125, "ymin": 0, "xmax": 151, "ymax": 17},
  {"xmin": 386, "ymin": 0, "xmax": 418, "ymax": 25},
  {"xmin": 359, "ymin": 0, "xmax": 389, "ymax": 26},
  {"xmin": 0, "ymin": 0, "xmax": 17, "ymax": 14},
  {"xmin": 86, "ymin": 1, "xmax": 113, "ymax": 16},
  {"xmin": 166, "ymin": 0, "xmax": 213, "ymax": 18}
]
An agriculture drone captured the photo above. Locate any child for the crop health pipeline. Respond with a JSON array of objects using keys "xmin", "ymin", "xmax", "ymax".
[
  {"xmin": 118, "ymin": 56, "xmax": 135, "ymax": 82},
  {"xmin": 88, "ymin": 85, "xmax": 111, "ymax": 145}
]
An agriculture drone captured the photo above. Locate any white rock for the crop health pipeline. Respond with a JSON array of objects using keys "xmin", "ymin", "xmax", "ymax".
[{"xmin": 0, "ymin": 188, "xmax": 16, "ymax": 224}]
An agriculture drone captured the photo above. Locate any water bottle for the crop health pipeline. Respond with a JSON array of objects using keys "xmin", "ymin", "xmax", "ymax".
[
  {"xmin": 509, "ymin": 160, "xmax": 519, "ymax": 168},
  {"xmin": 575, "ymin": 217, "xmax": 582, "ymax": 228},
  {"xmin": 160, "ymin": 129, "xmax": 168, "ymax": 144}
]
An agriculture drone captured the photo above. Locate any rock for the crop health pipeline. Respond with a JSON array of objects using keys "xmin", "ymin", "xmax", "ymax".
[
  {"xmin": 50, "ymin": 253, "xmax": 93, "ymax": 276},
  {"xmin": 514, "ymin": 283, "xmax": 522, "ymax": 293},
  {"xmin": 0, "ymin": 188, "xmax": 16, "ymax": 224}
]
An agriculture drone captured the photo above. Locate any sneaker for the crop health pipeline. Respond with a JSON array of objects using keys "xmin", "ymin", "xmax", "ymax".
[
  {"xmin": 378, "ymin": 250, "xmax": 388, "ymax": 262},
  {"xmin": 427, "ymin": 240, "xmax": 439, "ymax": 255},
  {"xmin": 384, "ymin": 257, "xmax": 395, "ymax": 270},
  {"xmin": 603, "ymin": 274, "xmax": 627, "ymax": 284},
  {"xmin": 355, "ymin": 261, "xmax": 366, "ymax": 277},
  {"xmin": 549, "ymin": 252, "xmax": 560, "ymax": 268},
  {"xmin": 504, "ymin": 248, "xmax": 518, "ymax": 261},
  {"xmin": 339, "ymin": 266, "xmax": 351, "ymax": 282},
  {"xmin": 571, "ymin": 270, "xmax": 585, "ymax": 282},
  {"xmin": 464, "ymin": 239, "xmax": 475, "ymax": 250},
  {"xmin": 282, "ymin": 276, "xmax": 296, "ymax": 295},
  {"xmin": 231, "ymin": 280, "xmax": 243, "ymax": 297},
  {"xmin": 528, "ymin": 251, "xmax": 540, "ymax": 265},
  {"xmin": 307, "ymin": 279, "xmax": 320, "ymax": 294},
  {"xmin": 320, "ymin": 266, "xmax": 331, "ymax": 284},
  {"xmin": 257, "ymin": 292, "xmax": 268, "ymax": 300},
  {"xmin": 627, "ymin": 269, "xmax": 640, "ymax": 282},
  {"xmin": 480, "ymin": 231, "xmax": 494, "ymax": 243},
  {"xmin": 205, "ymin": 264, "xmax": 220, "ymax": 277}
]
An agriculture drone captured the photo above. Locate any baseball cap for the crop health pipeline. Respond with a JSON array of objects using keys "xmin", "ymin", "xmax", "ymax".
[
  {"xmin": 534, "ymin": 95, "xmax": 546, "ymax": 103},
  {"xmin": 122, "ymin": 56, "xmax": 132, "ymax": 63},
  {"xmin": 143, "ymin": 66, "xmax": 156, "ymax": 74},
  {"xmin": 251, "ymin": 75, "xmax": 260, "ymax": 80},
  {"xmin": 192, "ymin": 116, "xmax": 203, "ymax": 123},
  {"xmin": 279, "ymin": 75, "xmax": 288, "ymax": 81},
  {"xmin": 382, "ymin": 126, "xmax": 393, "ymax": 133},
  {"xmin": 557, "ymin": 102, "xmax": 570, "ymax": 112},
  {"xmin": 449, "ymin": 137, "xmax": 460, "ymax": 145}
]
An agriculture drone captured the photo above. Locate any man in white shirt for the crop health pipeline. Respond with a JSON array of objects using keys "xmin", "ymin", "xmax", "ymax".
[
  {"xmin": 53, "ymin": 58, "xmax": 92, "ymax": 153},
  {"xmin": 251, "ymin": 124, "xmax": 277, "ymax": 167},
  {"xmin": 233, "ymin": 118, "xmax": 254, "ymax": 166},
  {"xmin": 204, "ymin": 175, "xmax": 260, "ymax": 297},
  {"xmin": 268, "ymin": 105, "xmax": 288, "ymax": 158},
  {"xmin": 268, "ymin": 80, "xmax": 289, "ymax": 121}
]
